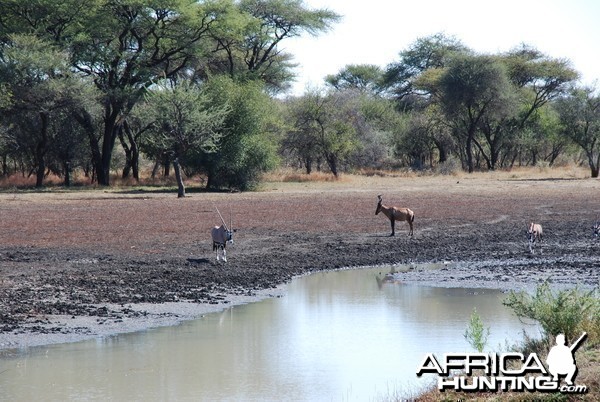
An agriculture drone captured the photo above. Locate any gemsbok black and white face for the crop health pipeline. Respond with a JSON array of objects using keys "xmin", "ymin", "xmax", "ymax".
[
  {"xmin": 593, "ymin": 221, "xmax": 600, "ymax": 238},
  {"xmin": 225, "ymin": 228, "xmax": 234, "ymax": 243}
]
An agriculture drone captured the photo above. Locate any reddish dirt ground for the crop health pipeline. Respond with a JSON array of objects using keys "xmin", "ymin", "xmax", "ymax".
[{"xmin": 0, "ymin": 172, "xmax": 599, "ymax": 346}]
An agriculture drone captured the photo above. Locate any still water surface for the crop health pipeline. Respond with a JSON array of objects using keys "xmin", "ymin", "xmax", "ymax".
[{"xmin": 0, "ymin": 266, "xmax": 538, "ymax": 401}]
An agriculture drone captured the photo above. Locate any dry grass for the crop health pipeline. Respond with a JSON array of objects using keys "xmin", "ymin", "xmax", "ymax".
[
  {"xmin": 0, "ymin": 164, "xmax": 593, "ymax": 191},
  {"xmin": 262, "ymin": 168, "xmax": 347, "ymax": 183}
]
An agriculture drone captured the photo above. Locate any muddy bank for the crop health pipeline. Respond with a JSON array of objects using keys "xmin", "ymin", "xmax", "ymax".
[
  {"xmin": 1, "ymin": 175, "xmax": 599, "ymax": 350},
  {"xmin": 388, "ymin": 256, "xmax": 599, "ymax": 291}
]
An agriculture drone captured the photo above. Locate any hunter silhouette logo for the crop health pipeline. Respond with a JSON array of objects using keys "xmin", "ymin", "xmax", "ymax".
[
  {"xmin": 546, "ymin": 332, "xmax": 586, "ymax": 386},
  {"xmin": 416, "ymin": 332, "xmax": 589, "ymax": 394}
]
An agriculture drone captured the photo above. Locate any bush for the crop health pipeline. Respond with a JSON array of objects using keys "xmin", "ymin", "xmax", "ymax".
[
  {"xmin": 464, "ymin": 307, "xmax": 490, "ymax": 352},
  {"xmin": 200, "ymin": 77, "xmax": 281, "ymax": 191},
  {"xmin": 503, "ymin": 282, "xmax": 600, "ymax": 345},
  {"xmin": 435, "ymin": 156, "xmax": 461, "ymax": 175}
]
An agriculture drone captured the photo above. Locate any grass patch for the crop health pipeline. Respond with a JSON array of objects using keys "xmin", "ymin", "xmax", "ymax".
[{"xmin": 262, "ymin": 169, "xmax": 346, "ymax": 183}]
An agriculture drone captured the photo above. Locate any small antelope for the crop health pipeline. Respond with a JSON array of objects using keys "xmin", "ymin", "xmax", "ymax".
[
  {"xmin": 375, "ymin": 195, "xmax": 415, "ymax": 237},
  {"xmin": 527, "ymin": 222, "xmax": 543, "ymax": 254}
]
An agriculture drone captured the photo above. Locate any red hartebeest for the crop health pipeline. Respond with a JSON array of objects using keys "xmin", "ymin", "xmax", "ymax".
[{"xmin": 375, "ymin": 195, "xmax": 414, "ymax": 237}]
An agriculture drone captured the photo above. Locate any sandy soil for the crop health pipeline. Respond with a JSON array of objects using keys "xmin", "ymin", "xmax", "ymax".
[{"xmin": 1, "ymin": 170, "xmax": 599, "ymax": 350}]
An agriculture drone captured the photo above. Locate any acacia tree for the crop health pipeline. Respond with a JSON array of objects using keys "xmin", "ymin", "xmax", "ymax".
[
  {"xmin": 556, "ymin": 87, "xmax": 600, "ymax": 177},
  {"xmin": 325, "ymin": 64, "xmax": 384, "ymax": 94},
  {"xmin": 475, "ymin": 46, "xmax": 578, "ymax": 170},
  {"xmin": 203, "ymin": 0, "xmax": 340, "ymax": 92},
  {"xmin": 382, "ymin": 34, "xmax": 467, "ymax": 165},
  {"xmin": 282, "ymin": 100, "xmax": 321, "ymax": 173},
  {"xmin": 0, "ymin": 34, "xmax": 91, "ymax": 187},
  {"xmin": 142, "ymin": 81, "xmax": 228, "ymax": 196},
  {"xmin": 285, "ymin": 89, "xmax": 360, "ymax": 177},
  {"xmin": 383, "ymin": 33, "xmax": 468, "ymax": 107},
  {"xmin": 72, "ymin": 1, "xmax": 223, "ymax": 185},
  {"xmin": 0, "ymin": 0, "xmax": 221, "ymax": 185},
  {"xmin": 432, "ymin": 54, "xmax": 515, "ymax": 173}
]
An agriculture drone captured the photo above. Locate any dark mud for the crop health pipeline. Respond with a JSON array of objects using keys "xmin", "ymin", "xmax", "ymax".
[{"xmin": 0, "ymin": 178, "xmax": 599, "ymax": 349}]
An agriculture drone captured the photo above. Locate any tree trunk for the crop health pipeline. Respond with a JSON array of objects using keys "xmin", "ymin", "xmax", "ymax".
[
  {"xmin": 466, "ymin": 134, "xmax": 474, "ymax": 173},
  {"xmin": 99, "ymin": 126, "xmax": 117, "ymax": 186},
  {"xmin": 434, "ymin": 139, "xmax": 448, "ymax": 164},
  {"xmin": 589, "ymin": 152, "xmax": 599, "ymax": 178},
  {"xmin": 119, "ymin": 127, "xmax": 132, "ymax": 179},
  {"xmin": 163, "ymin": 155, "xmax": 171, "ymax": 177},
  {"xmin": 1, "ymin": 154, "xmax": 7, "ymax": 176},
  {"xmin": 173, "ymin": 158, "xmax": 185, "ymax": 197},
  {"xmin": 64, "ymin": 161, "xmax": 71, "ymax": 187},
  {"xmin": 74, "ymin": 109, "xmax": 102, "ymax": 184},
  {"xmin": 151, "ymin": 159, "xmax": 161, "ymax": 179},
  {"xmin": 304, "ymin": 156, "xmax": 312, "ymax": 174},
  {"xmin": 35, "ymin": 112, "xmax": 49, "ymax": 188},
  {"xmin": 97, "ymin": 102, "xmax": 123, "ymax": 186},
  {"xmin": 120, "ymin": 122, "xmax": 140, "ymax": 181},
  {"xmin": 324, "ymin": 152, "xmax": 338, "ymax": 177}
]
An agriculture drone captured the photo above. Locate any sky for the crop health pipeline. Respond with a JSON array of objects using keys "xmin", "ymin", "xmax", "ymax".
[{"xmin": 283, "ymin": 0, "xmax": 600, "ymax": 95}]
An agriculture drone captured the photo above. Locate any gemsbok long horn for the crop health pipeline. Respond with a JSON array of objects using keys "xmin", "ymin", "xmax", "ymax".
[{"xmin": 215, "ymin": 206, "xmax": 228, "ymax": 230}]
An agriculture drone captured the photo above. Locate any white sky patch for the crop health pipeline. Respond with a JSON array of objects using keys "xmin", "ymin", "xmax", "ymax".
[{"xmin": 284, "ymin": 0, "xmax": 600, "ymax": 95}]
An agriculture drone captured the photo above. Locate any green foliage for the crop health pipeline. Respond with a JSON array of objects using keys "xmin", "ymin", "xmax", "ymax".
[
  {"xmin": 200, "ymin": 76, "xmax": 280, "ymax": 190},
  {"xmin": 142, "ymin": 81, "xmax": 228, "ymax": 158},
  {"xmin": 503, "ymin": 282, "xmax": 600, "ymax": 345},
  {"xmin": 203, "ymin": 0, "xmax": 341, "ymax": 92},
  {"xmin": 0, "ymin": 1, "xmax": 596, "ymax": 184},
  {"xmin": 283, "ymin": 88, "xmax": 361, "ymax": 176},
  {"xmin": 0, "ymin": 34, "xmax": 94, "ymax": 186},
  {"xmin": 464, "ymin": 307, "xmax": 490, "ymax": 352},
  {"xmin": 383, "ymin": 32, "xmax": 467, "ymax": 104},
  {"xmin": 556, "ymin": 87, "xmax": 600, "ymax": 177},
  {"xmin": 325, "ymin": 64, "xmax": 384, "ymax": 93}
]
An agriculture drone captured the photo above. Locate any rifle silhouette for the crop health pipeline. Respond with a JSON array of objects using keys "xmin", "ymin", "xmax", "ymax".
[{"xmin": 570, "ymin": 332, "xmax": 587, "ymax": 352}]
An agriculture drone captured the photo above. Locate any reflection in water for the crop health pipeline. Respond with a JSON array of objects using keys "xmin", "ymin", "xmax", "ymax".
[
  {"xmin": 0, "ymin": 266, "xmax": 538, "ymax": 401},
  {"xmin": 375, "ymin": 265, "xmax": 402, "ymax": 289}
]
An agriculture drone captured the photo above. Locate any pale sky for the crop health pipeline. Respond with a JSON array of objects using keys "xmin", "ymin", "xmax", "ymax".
[{"xmin": 284, "ymin": 0, "xmax": 600, "ymax": 95}]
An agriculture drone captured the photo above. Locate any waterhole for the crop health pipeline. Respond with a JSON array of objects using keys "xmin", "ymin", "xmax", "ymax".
[{"xmin": 0, "ymin": 265, "xmax": 537, "ymax": 401}]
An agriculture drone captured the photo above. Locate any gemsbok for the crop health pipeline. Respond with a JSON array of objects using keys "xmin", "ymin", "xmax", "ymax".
[
  {"xmin": 375, "ymin": 195, "xmax": 414, "ymax": 237},
  {"xmin": 593, "ymin": 220, "xmax": 600, "ymax": 238},
  {"xmin": 211, "ymin": 207, "xmax": 234, "ymax": 262},
  {"xmin": 527, "ymin": 222, "xmax": 543, "ymax": 254}
]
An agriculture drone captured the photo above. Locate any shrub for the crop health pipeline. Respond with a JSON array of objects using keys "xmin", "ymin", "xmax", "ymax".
[
  {"xmin": 464, "ymin": 307, "xmax": 490, "ymax": 352},
  {"xmin": 435, "ymin": 156, "xmax": 461, "ymax": 175},
  {"xmin": 503, "ymin": 282, "xmax": 600, "ymax": 345}
]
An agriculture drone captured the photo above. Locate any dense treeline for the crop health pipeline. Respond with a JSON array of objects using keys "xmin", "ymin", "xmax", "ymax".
[{"xmin": 0, "ymin": 1, "xmax": 598, "ymax": 190}]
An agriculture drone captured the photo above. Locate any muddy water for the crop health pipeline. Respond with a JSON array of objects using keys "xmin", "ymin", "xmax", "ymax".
[{"xmin": 0, "ymin": 266, "xmax": 538, "ymax": 401}]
